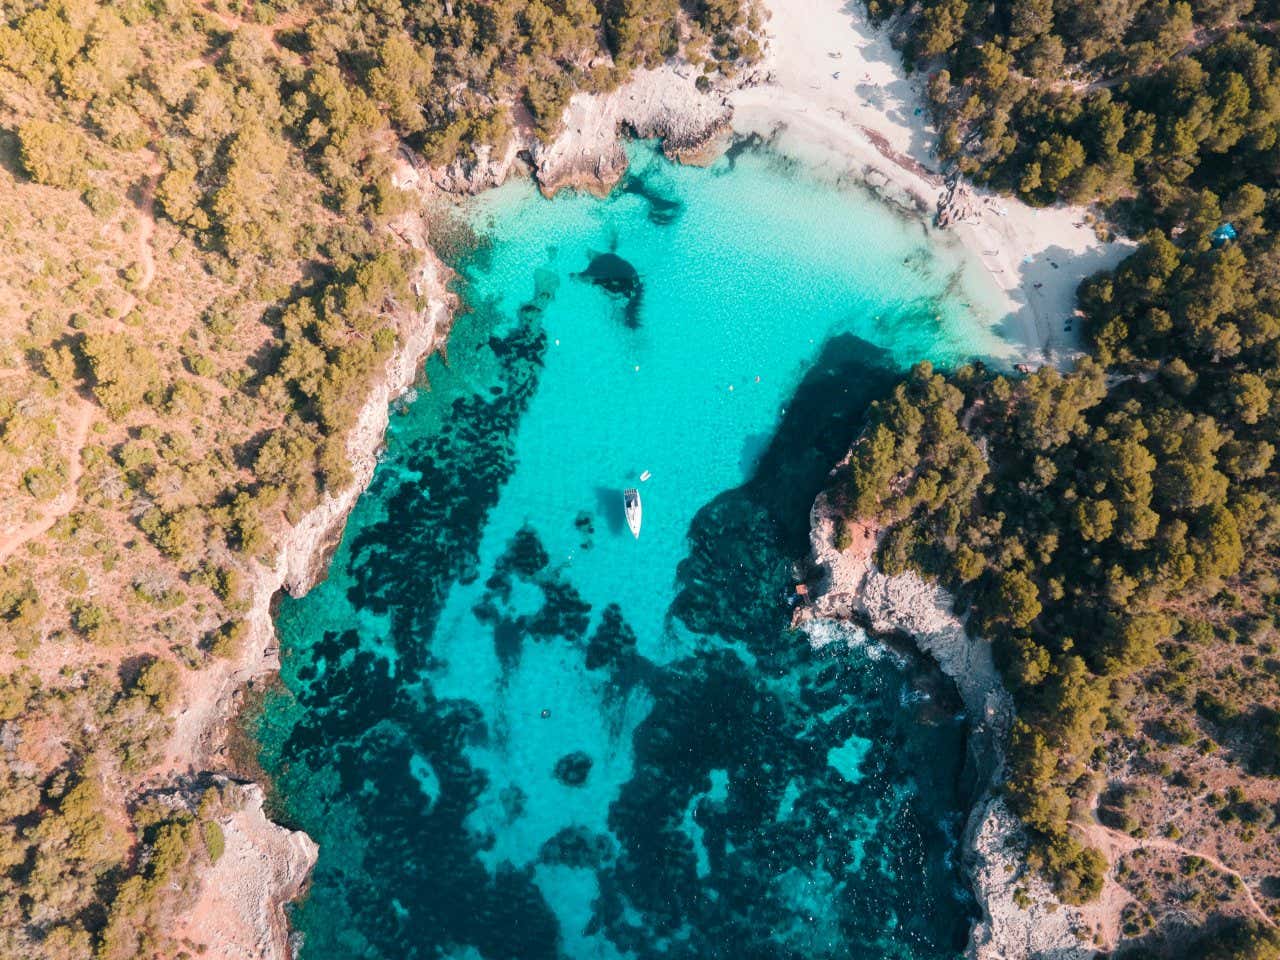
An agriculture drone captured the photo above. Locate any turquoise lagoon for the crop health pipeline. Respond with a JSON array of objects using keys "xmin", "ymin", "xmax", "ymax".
[{"xmin": 257, "ymin": 140, "xmax": 1012, "ymax": 960}]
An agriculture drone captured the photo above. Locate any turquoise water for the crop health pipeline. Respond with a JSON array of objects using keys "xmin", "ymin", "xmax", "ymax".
[{"xmin": 258, "ymin": 141, "xmax": 1007, "ymax": 960}]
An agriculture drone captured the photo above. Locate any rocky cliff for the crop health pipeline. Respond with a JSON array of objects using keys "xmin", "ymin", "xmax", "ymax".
[
  {"xmin": 431, "ymin": 65, "xmax": 746, "ymax": 197},
  {"xmin": 797, "ymin": 489, "xmax": 1099, "ymax": 960}
]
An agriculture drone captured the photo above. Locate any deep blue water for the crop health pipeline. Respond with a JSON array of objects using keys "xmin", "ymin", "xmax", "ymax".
[{"xmin": 257, "ymin": 141, "xmax": 1007, "ymax": 960}]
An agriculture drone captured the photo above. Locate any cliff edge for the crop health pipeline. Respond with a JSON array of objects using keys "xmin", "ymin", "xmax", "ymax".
[
  {"xmin": 167, "ymin": 159, "xmax": 454, "ymax": 960},
  {"xmin": 797, "ymin": 488, "xmax": 1101, "ymax": 960}
]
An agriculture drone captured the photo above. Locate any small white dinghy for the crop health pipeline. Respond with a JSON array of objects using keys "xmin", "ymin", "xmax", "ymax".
[{"xmin": 623, "ymin": 488, "xmax": 642, "ymax": 539}]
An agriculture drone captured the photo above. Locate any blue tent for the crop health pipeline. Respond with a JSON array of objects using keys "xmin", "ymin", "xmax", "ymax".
[{"xmin": 1212, "ymin": 223, "xmax": 1238, "ymax": 246}]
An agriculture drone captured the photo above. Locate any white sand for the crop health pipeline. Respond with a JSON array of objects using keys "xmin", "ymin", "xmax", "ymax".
[{"xmin": 730, "ymin": 0, "xmax": 1136, "ymax": 364}]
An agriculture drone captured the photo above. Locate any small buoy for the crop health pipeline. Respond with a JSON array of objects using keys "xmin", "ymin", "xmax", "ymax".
[
  {"xmin": 754, "ymin": 375, "xmax": 761, "ymax": 383},
  {"xmin": 728, "ymin": 384, "xmax": 734, "ymax": 391},
  {"xmin": 555, "ymin": 338, "xmax": 560, "ymax": 345},
  {"xmin": 634, "ymin": 365, "xmax": 640, "ymax": 372},
  {"xmin": 540, "ymin": 709, "xmax": 551, "ymax": 719}
]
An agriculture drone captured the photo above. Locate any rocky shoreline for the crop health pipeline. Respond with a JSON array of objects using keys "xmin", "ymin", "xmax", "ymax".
[
  {"xmin": 175, "ymin": 70, "xmax": 743, "ymax": 956},
  {"xmin": 169, "ymin": 159, "xmax": 456, "ymax": 958},
  {"xmin": 795, "ymin": 487, "xmax": 1101, "ymax": 959},
  {"xmin": 431, "ymin": 64, "xmax": 742, "ymax": 198}
]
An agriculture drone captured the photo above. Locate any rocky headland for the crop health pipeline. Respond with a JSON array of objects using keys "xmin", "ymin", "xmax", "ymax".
[
  {"xmin": 795, "ymin": 487, "xmax": 1107, "ymax": 959},
  {"xmin": 174, "ymin": 779, "xmax": 319, "ymax": 960},
  {"xmin": 431, "ymin": 63, "xmax": 743, "ymax": 198}
]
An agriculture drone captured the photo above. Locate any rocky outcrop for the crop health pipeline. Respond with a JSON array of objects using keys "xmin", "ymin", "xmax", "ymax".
[
  {"xmin": 797, "ymin": 489, "xmax": 1096, "ymax": 960},
  {"xmin": 432, "ymin": 65, "xmax": 737, "ymax": 197},
  {"xmin": 936, "ymin": 171, "xmax": 983, "ymax": 229},
  {"xmin": 174, "ymin": 779, "xmax": 319, "ymax": 960},
  {"xmin": 967, "ymin": 796, "xmax": 1100, "ymax": 960}
]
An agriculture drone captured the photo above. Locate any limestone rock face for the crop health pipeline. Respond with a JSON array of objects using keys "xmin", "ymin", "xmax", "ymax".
[
  {"xmin": 798, "ymin": 489, "xmax": 1095, "ymax": 960},
  {"xmin": 967, "ymin": 796, "xmax": 1099, "ymax": 960},
  {"xmin": 432, "ymin": 66, "xmax": 735, "ymax": 197},
  {"xmin": 177, "ymin": 780, "xmax": 319, "ymax": 960}
]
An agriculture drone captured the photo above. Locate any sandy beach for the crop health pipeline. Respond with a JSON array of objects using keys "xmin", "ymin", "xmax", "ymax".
[
  {"xmin": 730, "ymin": 0, "xmax": 1135, "ymax": 364},
  {"xmin": 433, "ymin": 0, "xmax": 1132, "ymax": 365}
]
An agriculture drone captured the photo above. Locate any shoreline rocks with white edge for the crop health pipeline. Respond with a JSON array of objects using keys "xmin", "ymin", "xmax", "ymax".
[
  {"xmin": 174, "ymin": 779, "xmax": 319, "ymax": 960},
  {"xmin": 167, "ymin": 158, "xmax": 455, "ymax": 960},
  {"xmin": 431, "ymin": 65, "xmax": 737, "ymax": 198},
  {"xmin": 796, "ymin": 488, "xmax": 1099, "ymax": 959}
]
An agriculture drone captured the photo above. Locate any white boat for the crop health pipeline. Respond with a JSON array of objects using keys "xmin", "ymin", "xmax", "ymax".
[{"xmin": 623, "ymin": 488, "xmax": 642, "ymax": 539}]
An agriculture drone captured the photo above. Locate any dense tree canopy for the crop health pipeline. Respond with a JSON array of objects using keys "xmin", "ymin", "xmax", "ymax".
[{"xmin": 843, "ymin": 0, "xmax": 1280, "ymax": 919}]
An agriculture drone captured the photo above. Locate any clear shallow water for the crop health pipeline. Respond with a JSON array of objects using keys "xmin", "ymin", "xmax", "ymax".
[{"xmin": 258, "ymin": 141, "xmax": 1006, "ymax": 960}]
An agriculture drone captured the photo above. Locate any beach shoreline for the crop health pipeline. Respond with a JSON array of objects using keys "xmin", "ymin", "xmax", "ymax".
[
  {"xmin": 727, "ymin": 0, "xmax": 1134, "ymax": 366},
  {"xmin": 468, "ymin": 0, "xmax": 1134, "ymax": 365}
]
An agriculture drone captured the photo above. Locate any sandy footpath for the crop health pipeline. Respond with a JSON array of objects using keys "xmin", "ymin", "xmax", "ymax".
[{"xmin": 731, "ymin": 0, "xmax": 1135, "ymax": 364}]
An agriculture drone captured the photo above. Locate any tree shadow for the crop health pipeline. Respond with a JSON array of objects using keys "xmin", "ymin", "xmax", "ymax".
[
  {"xmin": 1001, "ymin": 239, "xmax": 1135, "ymax": 364},
  {"xmin": 837, "ymin": 0, "xmax": 941, "ymax": 168},
  {"xmin": 0, "ymin": 128, "xmax": 23, "ymax": 179}
]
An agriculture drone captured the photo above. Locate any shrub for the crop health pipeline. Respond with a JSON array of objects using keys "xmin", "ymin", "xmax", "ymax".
[
  {"xmin": 201, "ymin": 820, "xmax": 225, "ymax": 863},
  {"xmin": 16, "ymin": 118, "xmax": 88, "ymax": 190}
]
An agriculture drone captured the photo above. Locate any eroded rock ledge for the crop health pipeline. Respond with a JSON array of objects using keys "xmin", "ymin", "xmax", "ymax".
[
  {"xmin": 432, "ymin": 64, "xmax": 743, "ymax": 197},
  {"xmin": 796, "ymin": 489, "xmax": 1099, "ymax": 960}
]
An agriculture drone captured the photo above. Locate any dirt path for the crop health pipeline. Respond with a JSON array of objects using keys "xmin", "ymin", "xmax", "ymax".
[
  {"xmin": 0, "ymin": 399, "xmax": 94, "ymax": 563},
  {"xmin": 0, "ymin": 151, "xmax": 163, "ymax": 563},
  {"xmin": 1075, "ymin": 816, "xmax": 1276, "ymax": 929},
  {"xmin": 114, "ymin": 157, "xmax": 162, "ymax": 322}
]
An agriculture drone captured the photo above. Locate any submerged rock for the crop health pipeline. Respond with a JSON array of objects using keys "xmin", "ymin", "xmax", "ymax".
[
  {"xmin": 539, "ymin": 825, "xmax": 613, "ymax": 868},
  {"xmin": 585, "ymin": 603, "xmax": 638, "ymax": 671},
  {"xmin": 620, "ymin": 173, "xmax": 682, "ymax": 225},
  {"xmin": 574, "ymin": 252, "xmax": 643, "ymax": 328},
  {"xmin": 553, "ymin": 751, "xmax": 593, "ymax": 786}
]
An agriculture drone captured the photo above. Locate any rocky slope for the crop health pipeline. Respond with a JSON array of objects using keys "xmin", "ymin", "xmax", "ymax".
[{"xmin": 796, "ymin": 489, "xmax": 1102, "ymax": 959}]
